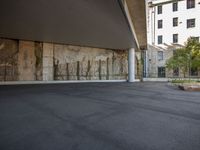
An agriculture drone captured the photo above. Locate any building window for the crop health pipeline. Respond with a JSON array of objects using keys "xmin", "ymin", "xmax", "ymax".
[
  {"xmin": 173, "ymin": 17, "xmax": 178, "ymax": 27},
  {"xmin": 158, "ymin": 5, "xmax": 162, "ymax": 14},
  {"xmin": 173, "ymin": 68, "xmax": 179, "ymax": 77},
  {"xmin": 187, "ymin": 0, "xmax": 195, "ymax": 9},
  {"xmin": 158, "ymin": 67, "xmax": 166, "ymax": 78},
  {"xmin": 187, "ymin": 19, "xmax": 195, "ymax": 28},
  {"xmin": 158, "ymin": 35, "xmax": 163, "ymax": 44},
  {"xmin": 158, "ymin": 51, "xmax": 164, "ymax": 61},
  {"xmin": 190, "ymin": 68, "xmax": 198, "ymax": 76},
  {"xmin": 173, "ymin": 2, "xmax": 178, "ymax": 11},
  {"xmin": 158, "ymin": 20, "xmax": 163, "ymax": 29},
  {"xmin": 173, "ymin": 34, "xmax": 178, "ymax": 43}
]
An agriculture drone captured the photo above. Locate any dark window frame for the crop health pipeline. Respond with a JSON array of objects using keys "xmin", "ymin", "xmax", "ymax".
[
  {"xmin": 158, "ymin": 67, "xmax": 166, "ymax": 78},
  {"xmin": 157, "ymin": 5, "xmax": 162, "ymax": 14},
  {"xmin": 158, "ymin": 51, "xmax": 164, "ymax": 61},
  {"xmin": 173, "ymin": 2, "xmax": 178, "ymax": 11},
  {"xmin": 173, "ymin": 34, "xmax": 178, "ymax": 43},
  {"xmin": 158, "ymin": 35, "xmax": 163, "ymax": 44},
  {"xmin": 187, "ymin": 19, "xmax": 195, "ymax": 28},
  {"xmin": 187, "ymin": 0, "xmax": 195, "ymax": 9},
  {"xmin": 158, "ymin": 20, "xmax": 163, "ymax": 29},
  {"xmin": 173, "ymin": 17, "xmax": 178, "ymax": 27}
]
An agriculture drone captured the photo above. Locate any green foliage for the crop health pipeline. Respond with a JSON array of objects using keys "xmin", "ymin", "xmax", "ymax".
[
  {"xmin": 186, "ymin": 38, "xmax": 200, "ymax": 68},
  {"xmin": 166, "ymin": 38, "xmax": 200, "ymax": 76}
]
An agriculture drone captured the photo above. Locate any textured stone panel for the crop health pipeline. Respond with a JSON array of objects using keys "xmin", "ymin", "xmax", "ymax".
[
  {"xmin": 18, "ymin": 41, "xmax": 36, "ymax": 81},
  {"xmin": 53, "ymin": 44, "xmax": 128, "ymax": 80},
  {"xmin": 43, "ymin": 43, "xmax": 54, "ymax": 81},
  {"xmin": 0, "ymin": 38, "xmax": 18, "ymax": 81}
]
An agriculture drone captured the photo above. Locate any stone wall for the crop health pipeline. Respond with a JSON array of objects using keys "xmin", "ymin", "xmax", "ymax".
[
  {"xmin": 147, "ymin": 44, "xmax": 200, "ymax": 78},
  {"xmin": 35, "ymin": 42, "xmax": 43, "ymax": 81},
  {"xmin": 18, "ymin": 41, "xmax": 36, "ymax": 81},
  {"xmin": 147, "ymin": 44, "xmax": 173, "ymax": 78},
  {"xmin": 53, "ymin": 44, "xmax": 128, "ymax": 80},
  {"xmin": 0, "ymin": 38, "xmax": 18, "ymax": 81},
  {"xmin": 0, "ymin": 38, "xmax": 43, "ymax": 81},
  {"xmin": 43, "ymin": 43, "xmax": 53, "ymax": 81},
  {"xmin": 0, "ymin": 38, "xmax": 128, "ymax": 81}
]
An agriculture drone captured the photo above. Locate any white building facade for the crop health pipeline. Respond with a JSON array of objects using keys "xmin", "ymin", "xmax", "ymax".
[{"xmin": 146, "ymin": 0, "xmax": 200, "ymax": 78}]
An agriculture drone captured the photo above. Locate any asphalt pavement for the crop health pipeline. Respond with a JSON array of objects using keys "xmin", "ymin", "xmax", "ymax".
[{"xmin": 0, "ymin": 82, "xmax": 200, "ymax": 150}]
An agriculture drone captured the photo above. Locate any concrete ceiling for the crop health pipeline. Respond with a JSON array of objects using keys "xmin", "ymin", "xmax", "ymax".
[{"xmin": 0, "ymin": 0, "xmax": 147, "ymax": 50}]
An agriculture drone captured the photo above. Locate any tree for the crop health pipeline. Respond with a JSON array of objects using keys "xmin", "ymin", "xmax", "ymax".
[
  {"xmin": 166, "ymin": 38, "xmax": 200, "ymax": 77},
  {"xmin": 187, "ymin": 38, "xmax": 200, "ymax": 68}
]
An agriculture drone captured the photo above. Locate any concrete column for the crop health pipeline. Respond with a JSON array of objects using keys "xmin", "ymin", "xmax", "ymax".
[
  {"xmin": 43, "ymin": 43, "xmax": 54, "ymax": 81},
  {"xmin": 128, "ymin": 48, "xmax": 135, "ymax": 82}
]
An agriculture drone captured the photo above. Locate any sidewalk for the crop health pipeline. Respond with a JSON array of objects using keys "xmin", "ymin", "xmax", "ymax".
[
  {"xmin": 143, "ymin": 78, "xmax": 169, "ymax": 82},
  {"xmin": 0, "ymin": 80, "xmax": 128, "ymax": 85}
]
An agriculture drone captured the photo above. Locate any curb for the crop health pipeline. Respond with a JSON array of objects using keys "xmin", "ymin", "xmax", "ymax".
[{"xmin": 0, "ymin": 80, "xmax": 128, "ymax": 85}]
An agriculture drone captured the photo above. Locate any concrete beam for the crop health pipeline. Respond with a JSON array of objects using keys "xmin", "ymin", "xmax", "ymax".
[{"xmin": 125, "ymin": 0, "xmax": 147, "ymax": 50}]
